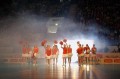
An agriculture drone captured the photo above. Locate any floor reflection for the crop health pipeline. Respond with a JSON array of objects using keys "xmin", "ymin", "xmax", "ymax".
[{"xmin": 0, "ymin": 63, "xmax": 120, "ymax": 79}]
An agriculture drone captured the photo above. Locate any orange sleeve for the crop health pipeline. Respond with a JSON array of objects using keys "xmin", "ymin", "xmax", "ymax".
[{"xmin": 76, "ymin": 48, "xmax": 79, "ymax": 53}]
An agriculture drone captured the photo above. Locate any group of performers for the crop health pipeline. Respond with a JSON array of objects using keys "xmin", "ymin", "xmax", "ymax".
[
  {"xmin": 21, "ymin": 39, "xmax": 97, "ymax": 66},
  {"xmin": 76, "ymin": 43, "xmax": 97, "ymax": 66},
  {"xmin": 22, "ymin": 45, "xmax": 39, "ymax": 65}
]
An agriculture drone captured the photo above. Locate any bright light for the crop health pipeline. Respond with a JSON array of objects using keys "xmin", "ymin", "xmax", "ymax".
[
  {"xmin": 83, "ymin": 64, "xmax": 90, "ymax": 71},
  {"xmin": 83, "ymin": 64, "xmax": 86, "ymax": 68},
  {"xmin": 55, "ymin": 23, "xmax": 58, "ymax": 26},
  {"xmin": 47, "ymin": 17, "xmax": 63, "ymax": 33},
  {"xmin": 47, "ymin": 26, "xmax": 58, "ymax": 33},
  {"xmin": 87, "ymin": 65, "xmax": 90, "ymax": 71},
  {"xmin": 57, "ymin": 39, "xmax": 94, "ymax": 64}
]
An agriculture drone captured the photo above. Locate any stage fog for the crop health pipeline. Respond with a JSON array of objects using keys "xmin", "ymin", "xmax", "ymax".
[{"xmin": 0, "ymin": 14, "xmax": 108, "ymax": 59}]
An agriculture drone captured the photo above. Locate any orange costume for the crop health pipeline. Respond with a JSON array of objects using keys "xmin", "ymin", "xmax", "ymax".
[
  {"xmin": 68, "ymin": 47, "xmax": 72, "ymax": 54},
  {"xmin": 62, "ymin": 47, "xmax": 68, "ymax": 58},
  {"xmin": 52, "ymin": 47, "xmax": 58, "ymax": 55},
  {"xmin": 22, "ymin": 47, "xmax": 28, "ymax": 57},
  {"xmin": 68, "ymin": 47, "xmax": 72, "ymax": 57},
  {"xmin": 22, "ymin": 47, "xmax": 27, "ymax": 54},
  {"xmin": 91, "ymin": 47, "xmax": 97, "ymax": 54},
  {"xmin": 85, "ymin": 47, "xmax": 90, "ymax": 54},
  {"xmin": 34, "ymin": 47, "xmax": 39, "ymax": 53},
  {"xmin": 32, "ymin": 47, "xmax": 39, "ymax": 58},
  {"xmin": 91, "ymin": 47, "xmax": 97, "ymax": 57},
  {"xmin": 84, "ymin": 46, "xmax": 90, "ymax": 57},
  {"xmin": 77, "ymin": 47, "xmax": 84, "ymax": 57},
  {"xmin": 52, "ymin": 47, "xmax": 59, "ymax": 58},
  {"xmin": 27, "ymin": 47, "xmax": 32, "ymax": 58},
  {"xmin": 45, "ymin": 48, "xmax": 52, "ymax": 59}
]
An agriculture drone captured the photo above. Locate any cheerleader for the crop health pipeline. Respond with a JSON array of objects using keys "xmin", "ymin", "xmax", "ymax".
[
  {"xmin": 52, "ymin": 45, "xmax": 59, "ymax": 65},
  {"xmin": 61, "ymin": 44, "xmax": 68, "ymax": 66},
  {"xmin": 27, "ymin": 46, "xmax": 32, "ymax": 64},
  {"xmin": 45, "ymin": 45, "xmax": 52, "ymax": 66},
  {"xmin": 84, "ymin": 44, "xmax": 90, "ymax": 64},
  {"xmin": 67, "ymin": 45, "xmax": 72, "ymax": 66},
  {"xmin": 22, "ymin": 45, "xmax": 27, "ymax": 64},
  {"xmin": 32, "ymin": 45, "xmax": 39, "ymax": 65},
  {"xmin": 77, "ymin": 44, "xmax": 84, "ymax": 66},
  {"xmin": 91, "ymin": 44, "xmax": 97, "ymax": 64}
]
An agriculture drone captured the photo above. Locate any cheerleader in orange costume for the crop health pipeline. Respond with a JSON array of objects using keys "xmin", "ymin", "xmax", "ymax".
[
  {"xmin": 77, "ymin": 44, "xmax": 84, "ymax": 66},
  {"xmin": 84, "ymin": 44, "xmax": 90, "ymax": 64},
  {"xmin": 27, "ymin": 46, "xmax": 32, "ymax": 64},
  {"xmin": 22, "ymin": 45, "xmax": 27, "ymax": 55},
  {"xmin": 52, "ymin": 45, "xmax": 59, "ymax": 65},
  {"xmin": 91, "ymin": 44, "xmax": 97, "ymax": 64},
  {"xmin": 32, "ymin": 45, "xmax": 39, "ymax": 65},
  {"xmin": 22, "ymin": 45, "xmax": 28, "ymax": 64},
  {"xmin": 45, "ymin": 45, "xmax": 52, "ymax": 66},
  {"xmin": 61, "ymin": 44, "xmax": 68, "ymax": 66},
  {"xmin": 67, "ymin": 45, "xmax": 72, "ymax": 66}
]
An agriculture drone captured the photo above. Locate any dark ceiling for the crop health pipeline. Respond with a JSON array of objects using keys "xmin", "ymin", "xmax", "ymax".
[{"xmin": 0, "ymin": 0, "xmax": 119, "ymax": 28}]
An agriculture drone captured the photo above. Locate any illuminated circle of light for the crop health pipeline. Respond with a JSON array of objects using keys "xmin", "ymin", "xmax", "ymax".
[
  {"xmin": 46, "ymin": 17, "xmax": 64, "ymax": 33},
  {"xmin": 55, "ymin": 23, "xmax": 58, "ymax": 26}
]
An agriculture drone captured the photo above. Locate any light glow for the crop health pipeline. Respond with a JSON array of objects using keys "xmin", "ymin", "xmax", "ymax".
[
  {"xmin": 55, "ymin": 23, "xmax": 58, "ymax": 26},
  {"xmin": 83, "ymin": 64, "xmax": 90, "ymax": 71}
]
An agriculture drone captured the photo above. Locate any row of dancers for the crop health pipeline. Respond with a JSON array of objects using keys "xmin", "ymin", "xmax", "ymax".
[{"xmin": 22, "ymin": 40, "xmax": 97, "ymax": 66}]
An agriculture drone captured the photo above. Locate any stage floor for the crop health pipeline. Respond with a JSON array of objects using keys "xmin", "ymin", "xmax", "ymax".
[{"xmin": 0, "ymin": 60, "xmax": 120, "ymax": 79}]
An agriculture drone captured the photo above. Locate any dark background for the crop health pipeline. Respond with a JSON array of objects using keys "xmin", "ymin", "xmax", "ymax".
[
  {"xmin": 0, "ymin": 0, "xmax": 119, "ymax": 28},
  {"xmin": 0, "ymin": 0, "xmax": 120, "ymax": 55}
]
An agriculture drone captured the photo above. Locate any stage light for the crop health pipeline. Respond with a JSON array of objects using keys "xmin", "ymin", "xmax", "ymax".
[
  {"xmin": 55, "ymin": 23, "xmax": 58, "ymax": 26},
  {"xmin": 47, "ymin": 25, "xmax": 58, "ymax": 33},
  {"xmin": 46, "ymin": 17, "xmax": 63, "ymax": 33}
]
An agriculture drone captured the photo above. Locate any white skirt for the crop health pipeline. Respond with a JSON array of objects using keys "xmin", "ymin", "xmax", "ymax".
[
  {"xmin": 91, "ymin": 54, "xmax": 96, "ymax": 57},
  {"xmin": 22, "ymin": 54, "xmax": 29, "ymax": 57},
  {"xmin": 33, "ymin": 53, "xmax": 38, "ymax": 57},
  {"xmin": 52, "ymin": 54, "xmax": 58, "ymax": 58},
  {"xmin": 52, "ymin": 52, "xmax": 59, "ymax": 58},
  {"xmin": 62, "ymin": 54, "xmax": 68, "ymax": 58},
  {"xmin": 32, "ymin": 53, "xmax": 38, "ymax": 59},
  {"xmin": 68, "ymin": 53, "xmax": 73, "ymax": 57},
  {"xmin": 46, "ymin": 54, "xmax": 51, "ymax": 59},
  {"xmin": 78, "ymin": 53, "xmax": 84, "ymax": 57},
  {"xmin": 85, "ymin": 54, "xmax": 90, "ymax": 57},
  {"xmin": 87, "ymin": 50, "xmax": 90, "ymax": 53}
]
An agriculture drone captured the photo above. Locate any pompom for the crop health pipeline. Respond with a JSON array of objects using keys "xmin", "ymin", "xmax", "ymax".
[
  {"xmin": 41, "ymin": 42, "xmax": 45, "ymax": 46},
  {"xmin": 59, "ymin": 41, "xmax": 63, "ymax": 45},
  {"xmin": 43, "ymin": 39, "xmax": 47, "ymax": 43},
  {"xmin": 41, "ymin": 39, "xmax": 47, "ymax": 46},
  {"xmin": 63, "ymin": 39, "xmax": 67, "ymax": 43},
  {"xmin": 54, "ymin": 40, "xmax": 58, "ymax": 44}
]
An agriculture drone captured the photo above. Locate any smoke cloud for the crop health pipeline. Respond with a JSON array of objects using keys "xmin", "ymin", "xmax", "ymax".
[{"xmin": 0, "ymin": 13, "xmax": 108, "ymax": 56}]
